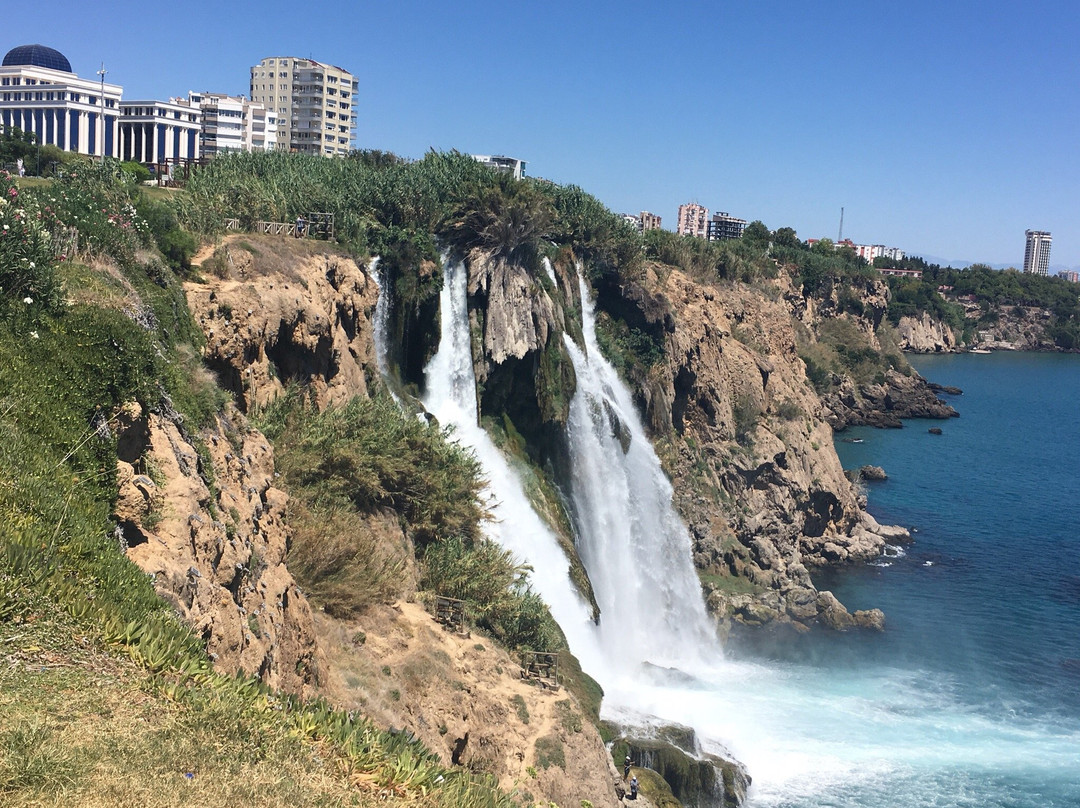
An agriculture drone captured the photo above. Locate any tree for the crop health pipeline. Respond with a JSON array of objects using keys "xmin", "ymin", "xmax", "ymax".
[
  {"xmin": 772, "ymin": 226, "xmax": 799, "ymax": 248},
  {"xmin": 742, "ymin": 220, "xmax": 770, "ymax": 249}
]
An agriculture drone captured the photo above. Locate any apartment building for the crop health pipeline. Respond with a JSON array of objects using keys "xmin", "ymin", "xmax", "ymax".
[
  {"xmin": 473, "ymin": 154, "xmax": 527, "ymax": 179},
  {"xmin": 676, "ymin": 202, "xmax": 708, "ymax": 238},
  {"xmin": 180, "ymin": 92, "xmax": 278, "ymax": 156},
  {"xmin": 639, "ymin": 211, "xmax": 662, "ymax": 231},
  {"xmin": 249, "ymin": 56, "xmax": 356, "ymax": 157},
  {"xmin": 707, "ymin": 211, "xmax": 747, "ymax": 241},
  {"xmin": 1023, "ymin": 230, "xmax": 1052, "ymax": 276}
]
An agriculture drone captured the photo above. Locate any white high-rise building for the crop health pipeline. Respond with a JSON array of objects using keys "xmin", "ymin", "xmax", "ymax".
[
  {"xmin": 180, "ymin": 92, "xmax": 279, "ymax": 156},
  {"xmin": 1023, "ymin": 230, "xmax": 1052, "ymax": 276},
  {"xmin": 249, "ymin": 56, "xmax": 356, "ymax": 157}
]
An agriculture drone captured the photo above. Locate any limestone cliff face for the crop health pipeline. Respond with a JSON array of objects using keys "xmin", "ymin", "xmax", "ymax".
[
  {"xmin": 466, "ymin": 249, "xmax": 579, "ymax": 447},
  {"xmin": 114, "ymin": 402, "xmax": 321, "ymax": 695},
  {"xmin": 186, "ymin": 236, "xmax": 380, "ymax": 412},
  {"xmin": 598, "ymin": 266, "xmax": 893, "ymax": 633},
  {"xmin": 896, "ymin": 312, "xmax": 959, "ymax": 353}
]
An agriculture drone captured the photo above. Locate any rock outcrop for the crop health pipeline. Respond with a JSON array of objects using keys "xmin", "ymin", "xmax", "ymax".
[
  {"xmin": 896, "ymin": 312, "xmax": 959, "ymax": 352},
  {"xmin": 822, "ymin": 369, "xmax": 959, "ymax": 429},
  {"xmin": 114, "ymin": 402, "xmax": 321, "ymax": 695},
  {"xmin": 186, "ymin": 236, "xmax": 380, "ymax": 412}
]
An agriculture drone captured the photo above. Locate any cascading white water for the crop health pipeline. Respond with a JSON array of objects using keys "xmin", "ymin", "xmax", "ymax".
[
  {"xmin": 421, "ymin": 257, "xmax": 596, "ymax": 651},
  {"xmin": 391, "ymin": 257, "xmax": 1080, "ymax": 807},
  {"xmin": 369, "ymin": 257, "xmax": 392, "ymax": 379},
  {"xmin": 562, "ymin": 271, "xmax": 717, "ymax": 668}
]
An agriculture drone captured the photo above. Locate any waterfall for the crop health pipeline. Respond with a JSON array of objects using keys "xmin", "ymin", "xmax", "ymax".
[
  {"xmin": 370, "ymin": 257, "xmax": 391, "ymax": 379},
  {"xmin": 420, "ymin": 257, "xmax": 597, "ymax": 653},
  {"xmin": 377, "ymin": 255, "xmax": 1080, "ymax": 808},
  {"xmin": 563, "ymin": 271, "xmax": 718, "ymax": 668}
]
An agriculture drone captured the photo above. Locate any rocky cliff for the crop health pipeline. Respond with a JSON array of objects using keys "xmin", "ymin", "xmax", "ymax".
[
  {"xmin": 896, "ymin": 311, "xmax": 959, "ymax": 353},
  {"xmin": 114, "ymin": 401, "xmax": 322, "ymax": 695}
]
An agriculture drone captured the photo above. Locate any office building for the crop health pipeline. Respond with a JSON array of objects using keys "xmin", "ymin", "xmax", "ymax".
[
  {"xmin": 676, "ymin": 202, "xmax": 708, "ymax": 238},
  {"xmin": 249, "ymin": 56, "xmax": 356, "ymax": 157},
  {"xmin": 1023, "ymin": 230, "xmax": 1052, "ymax": 276},
  {"xmin": 707, "ymin": 211, "xmax": 747, "ymax": 241},
  {"xmin": 1, "ymin": 44, "xmax": 122, "ymax": 158}
]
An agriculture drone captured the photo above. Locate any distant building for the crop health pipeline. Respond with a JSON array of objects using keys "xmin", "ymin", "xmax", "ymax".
[
  {"xmin": 1057, "ymin": 270, "xmax": 1078, "ymax": 283},
  {"xmin": 707, "ymin": 211, "xmax": 747, "ymax": 241},
  {"xmin": 117, "ymin": 99, "xmax": 202, "ymax": 164},
  {"xmin": 639, "ymin": 211, "xmax": 661, "ymax": 231},
  {"xmin": 1, "ymin": 44, "xmax": 123, "ymax": 158},
  {"xmin": 179, "ymin": 92, "xmax": 278, "ymax": 156},
  {"xmin": 877, "ymin": 267, "xmax": 922, "ymax": 279},
  {"xmin": 622, "ymin": 213, "xmax": 640, "ymax": 229},
  {"xmin": 473, "ymin": 154, "xmax": 526, "ymax": 179},
  {"xmin": 249, "ymin": 56, "xmax": 356, "ymax": 157},
  {"xmin": 1023, "ymin": 230, "xmax": 1052, "ymax": 276},
  {"xmin": 676, "ymin": 202, "xmax": 708, "ymax": 238},
  {"xmin": 807, "ymin": 238, "xmax": 905, "ymax": 264}
]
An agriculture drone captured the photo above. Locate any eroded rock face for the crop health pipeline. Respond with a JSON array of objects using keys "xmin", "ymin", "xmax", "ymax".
[
  {"xmin": 586, "ymin": 265, "xmax": 903, "ymax": 634},
  {"xmin": 897, "ymin": 312, "xmax": 959, "ymax": 353},
  {"xmin": 186, "ymin": 237, "xmax": 380, "ymax": 412},
  {"xmin": 114, "ymin": 402, "xmax": 321, "ymax": 695},
  {"xmin": 318, "ymin": 602, "xmax": 622, "ymax": 808}
]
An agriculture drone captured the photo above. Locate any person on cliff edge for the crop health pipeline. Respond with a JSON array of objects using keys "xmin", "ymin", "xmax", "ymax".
[
  {"xmin": 624, "ymin": 755, "xmax": 631, "ymax": 779},
  {"xmin": 629, "ymin": 775, "xmax": 638, "ymax": 800}
]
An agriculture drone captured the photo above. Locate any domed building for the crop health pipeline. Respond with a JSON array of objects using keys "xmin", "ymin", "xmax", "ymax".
[
  {"xmin": 1, "ymin": 43, "xmax": 122, "ymax": 158},
  {"xmin": 1, "ymin": 43, "xmax": 203, "ymax": 166}
]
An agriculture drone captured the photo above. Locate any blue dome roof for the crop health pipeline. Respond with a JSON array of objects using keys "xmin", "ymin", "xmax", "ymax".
[{"xmin": 3, "ymin": 44, "xmax": 72, "ymax": 73}]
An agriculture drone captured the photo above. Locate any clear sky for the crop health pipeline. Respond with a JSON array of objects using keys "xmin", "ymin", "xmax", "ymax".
[{"xmin": 6, "ymin": 0, "xmax": 1079, "ymax": 267}]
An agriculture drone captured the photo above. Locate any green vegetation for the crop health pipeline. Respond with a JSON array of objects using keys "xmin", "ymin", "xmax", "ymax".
[
  {"xmin": 883, "ymin": 259, "xmax": 1080, "ymax": 349},
  {"xmin": 0, "ymin": 163, "xmax": 557, "ymax": 807}
]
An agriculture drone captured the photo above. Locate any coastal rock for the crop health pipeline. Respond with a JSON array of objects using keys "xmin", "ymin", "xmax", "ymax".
[
  {"xmin": 859, "ymin": 465, "xmax": 888, "ymax": 481},
  {"xmin": 825, "ymin": 369, "xmax": 958, "ymax": 429},
  {"xmin": 896, "ymin": 311, "xmax": 959, "ymax": 353},
  {"xmin": 929, "ymin": 427, "xmax": 943, "ymax": 435},
  {"xmin": 617, "ymin": 733, "xmax": 750, "ymax": 808}
]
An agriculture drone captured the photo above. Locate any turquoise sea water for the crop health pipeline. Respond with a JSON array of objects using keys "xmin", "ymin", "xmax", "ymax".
[
  {"xmin": 692, "ymin": 353, "xmax": 1080, "ymax": 806},
  {"xmin": 767, "ymin": 352, "xmax": 1080, "ymax": 806}
]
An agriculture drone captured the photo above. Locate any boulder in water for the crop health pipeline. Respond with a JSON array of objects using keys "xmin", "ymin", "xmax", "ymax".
[
  {"xmin": 859, "ymin": 465, "xmax": 888, "ymax": 481},
  {"xmin": 614, "ymin": 735, "xmax": 751, "ymax": 808},
  {"xmin": 928, "ymin": 427, "xmax": 943, "ymax": 435}
]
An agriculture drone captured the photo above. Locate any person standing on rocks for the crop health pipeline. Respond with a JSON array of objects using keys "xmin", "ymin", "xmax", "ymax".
[
  {"xmin": 629, "ymin": 775, "xmax": 638, "ymax": 800},
  {"xmin": 624, "ymin": 755, "xmax": 631, "ymax": 779}
]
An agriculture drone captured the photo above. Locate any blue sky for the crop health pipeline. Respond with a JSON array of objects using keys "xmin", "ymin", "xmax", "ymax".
[{"xmin": 7, "ymin": 0, "xmax": 1080, "ymax": 267}]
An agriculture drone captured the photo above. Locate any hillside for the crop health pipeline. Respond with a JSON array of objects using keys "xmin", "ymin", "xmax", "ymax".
[{"xmin": 1, "ymin": 154, "xmax": 960, "ymax": 806}]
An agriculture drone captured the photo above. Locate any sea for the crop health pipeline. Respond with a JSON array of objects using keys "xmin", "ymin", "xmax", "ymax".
[{"xmin": 726, "ymin": 352, "xmax": 1080, "ymax": 807}]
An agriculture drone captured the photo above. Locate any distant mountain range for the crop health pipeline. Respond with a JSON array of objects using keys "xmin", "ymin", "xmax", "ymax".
[{"xmin": 911, "ymin": 254, "xmax": 1080, "ymax": 274}]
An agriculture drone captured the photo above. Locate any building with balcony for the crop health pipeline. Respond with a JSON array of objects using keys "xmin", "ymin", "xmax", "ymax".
[
  {"xmin": 180, "ymin": 92, "xmax": 278, "ymax": 156},
  {"xmin": 639, "ymin": 211, "xmax": 661, "ymax": 231},
  {"xmin": 707, "ymin": 211, "xmax": 747, "ymax": 241},
  {"xmin": 1, "ymin": 44, "xmax": 123, "ymax": 158},
  {"xmin": 473, "ymin": 155, "xmax": 527, "ymax": 179},
  {"xmin": 1023, "ymin": 230, "xmax": 1052, "ymax": 276},
  {"xmin": 676, "ymin": 202, "xmax": 708, "ymax": 238},
  {"xmin": 249, "ymin": 56, "xmax": 356, "ymax": 157}
]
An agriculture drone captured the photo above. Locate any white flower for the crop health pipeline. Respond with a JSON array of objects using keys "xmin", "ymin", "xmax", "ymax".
[
  {"xmin": 23, "ymin": 297, "xmax": 33, "ymax": 305},
  {"xmin": 29, "ymin": 331, "xmax": 38, "ymax": 339},
  {"xmin": 2, "ymin": 225, "xmax": 8, "ymax": 231},
  {"xmin": 28, "ymin": 262, "xmax": 35, "ymax": 269}
]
